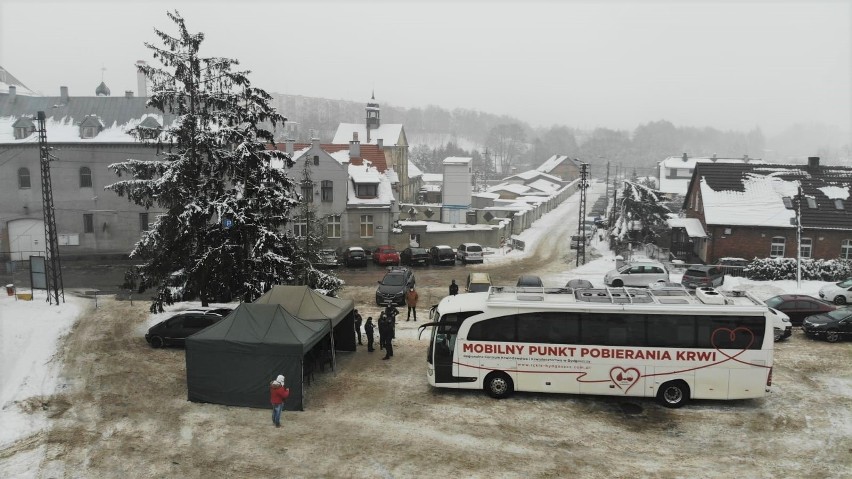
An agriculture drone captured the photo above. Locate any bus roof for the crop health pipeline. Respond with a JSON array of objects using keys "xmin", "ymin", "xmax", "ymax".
[{"xmin": 440, "ymin": 286, "xmax": 769, "ymax": 315}]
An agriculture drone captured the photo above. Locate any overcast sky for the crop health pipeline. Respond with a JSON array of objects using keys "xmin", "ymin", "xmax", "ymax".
[{"xmin": 1, "ymin": 0, "xmax": 849, "ymax": 136}]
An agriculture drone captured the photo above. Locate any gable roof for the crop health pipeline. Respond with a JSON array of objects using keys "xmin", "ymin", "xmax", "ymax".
[
  {"xmin": 537, "ymin": 155, "xmax": 581, "ymax": 174},
  {"xmin": 273, "ymin": 142, "xmax": 388, "ymax": 172},
  {"xmin": 0, "ymin": 66, "xmax": 35, "ymax": 95},
  {"xmin": 332, "ymin": 123, "xmax": 404, "ymax": 145},
  {"xmin": 687, "ymin": 162, "xmax": 852, "ymax": 230}
]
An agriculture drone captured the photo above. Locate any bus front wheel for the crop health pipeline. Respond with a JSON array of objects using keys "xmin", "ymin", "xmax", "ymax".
[
  {"xmin": 657, "ymin": 381, "xmax": 690, "ymax": 408},
  {"xmin": 484, "ymin": 372, "xmax": 514, "ymax": 399}
]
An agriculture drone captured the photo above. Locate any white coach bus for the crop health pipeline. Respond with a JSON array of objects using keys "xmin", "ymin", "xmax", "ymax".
[{"xmin": 420, "ymin": 286, "xmax": 783, "ymax": 407}]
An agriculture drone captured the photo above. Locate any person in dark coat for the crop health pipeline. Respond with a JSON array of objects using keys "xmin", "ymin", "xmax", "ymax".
[
  {"xmin": 364, "ymin": 316, "xmax": 375, "ymax": 352},
  {"xmin": 380, "ymin": 313, "xmax": 394, "ymax": 360},
  {"xmin": 449, "ymin": 279, "xmax": 459, "ymax": 296},
  {"xmin": 354, "ymin": 309, "xmax": 363, "ymax": 345}
]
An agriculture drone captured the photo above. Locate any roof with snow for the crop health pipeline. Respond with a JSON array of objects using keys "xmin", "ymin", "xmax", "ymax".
[
  {"xmin": 686, "ymin": 162, "xmax": 852, "ymax": 230},
  {"xmin": 667, "ymin": 217, "xmax": 708, "ymax": 238},
  {"xmin": 332, "ymin": 123, "xmax": 404, "ymax": 146},
  {"xmin": 658, "ymin": 155, "xmax": 766, "ymax": 195},
  {"xmin": 407, "ymin": 160, "xmax": 423, "ymax": 179},
  {"xmin": 443, "ymin": 156, "xmax": 471, "ymax": 165},
  {"xmin": 536, "ymin": 155, "xmax": 581, "ymax": 174},
  {"xmin": 422, "ymin": 173, "xmax": 443, "ymax": 183},
  {"xmin": 0, "ymin": 66, "xmax": 35, "ymax": 95},
  {"xmin": 505, "ymin": 170, "xmax": 563, "ymax": 183},
  {"xmin": 487, "ymin": 182, "xmax": 530, "ymax": 195},
  {"xmin": 0, "ymin": 89, "xmax": 174, "ymax": 144},
  {"xmin": 273, "ymin": 142, "xmax": 388, "ymax": 172},
  {"xmin": 527, "ymin": 178, "xmax": 562, "ymax": 194},
  {"xmin": 347, "ymin": 163, "xmax": 394, "ymax": 207}
]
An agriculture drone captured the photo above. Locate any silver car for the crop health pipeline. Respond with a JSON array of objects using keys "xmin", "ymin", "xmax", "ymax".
[{"xmin": 604, "ymin": 261, "xmax": 670, "ymax": 287}]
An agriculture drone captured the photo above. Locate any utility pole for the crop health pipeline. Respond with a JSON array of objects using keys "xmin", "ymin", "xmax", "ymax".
[
  {"xmin": 576, "ymin": 162, "xmax": 589, "ymax": 266},
  {"xmin": 36, "ymin": 111, "xmax": 64, "ymax": 305}
]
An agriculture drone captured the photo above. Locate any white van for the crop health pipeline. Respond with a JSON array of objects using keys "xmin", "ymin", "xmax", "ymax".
[{"xmin": 456, "ymin": 243, "xmax": 483, "ymax": 264}]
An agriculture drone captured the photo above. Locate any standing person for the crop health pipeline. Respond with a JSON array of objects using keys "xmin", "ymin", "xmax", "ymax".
[
  {"xmin": 405, "ymin": 287, "xmax": 419, "ymax": 321},
  {"xmin": 378, "ymin": 311, "xmax": 386, "ymax": 351},
  {"xmin": 449, "ymin": 279, "xmax": 459, "ymax": 296},
  {"xmin": 364, "ymin": 316, "xmax": 375, "ymax": 352},
  {"xmin": 382, "ymin": 314, "xmax": 395, "ymax": 360},
  {"xmin": 270, "ymin": 374, "xmax": 290, "ymax": 428},
  {"xmin": 353, "ymin": 309, "xmax": 363, "ymax": 346}
]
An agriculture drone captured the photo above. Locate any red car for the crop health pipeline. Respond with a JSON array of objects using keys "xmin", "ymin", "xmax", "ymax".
[
  {"xmin": 765, "ymin": 294, "xmax": 836, "ymax": 326},
  {"xmin": 372, "ymin": 245, "xmax": 400, "ymax": 266}
]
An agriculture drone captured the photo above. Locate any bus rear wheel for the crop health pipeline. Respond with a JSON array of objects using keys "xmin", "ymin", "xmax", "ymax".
[
  {"xmin": 657, "ymin": 381, "xmax": 690, "ymax": 408},
  {"xmin": 484, "ymin": 372, "xmax": 514, "ymax": 399}
]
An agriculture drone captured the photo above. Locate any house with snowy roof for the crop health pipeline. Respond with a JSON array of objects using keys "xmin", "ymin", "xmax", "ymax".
[
  {"xmin": 0, "ymin": 64, "xmax": 171, "ymax": 261},
  {"xmin": 536, "ymin": 155, "xmax": 583, "ymax": 182},
  {"xmin": 679, "ymin": 157, "xmax": 852, "ymax": 264},
  {"xmin": 332, "ymin": 94, "xmax": 418, "ymax": 203},
  {"xmin": 274, "ymin": 137, "xmax": 399, "ymax": 248},
  {"xmin": 658, "ymin": 153, "xmax": 765, "ymax": 196}
]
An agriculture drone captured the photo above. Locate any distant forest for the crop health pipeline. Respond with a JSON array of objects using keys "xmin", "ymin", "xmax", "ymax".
[{"xmin": 271, "ymin": 93, "xmax": 850, "ymax": 179}]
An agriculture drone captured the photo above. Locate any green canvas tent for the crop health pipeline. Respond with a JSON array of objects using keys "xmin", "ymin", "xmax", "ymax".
[
  {"xmin": 185, "ymin": 303, "xmax": 327, "ymax": 410},
  {"xmin": 254, "ymin": 285, "xmax": 357, "ymax": 357}
]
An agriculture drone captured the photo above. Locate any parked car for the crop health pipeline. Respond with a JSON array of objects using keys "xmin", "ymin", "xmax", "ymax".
[
  {"xmin": 680, "ymin": 265, "xmax": 725, "ymax": 289},
  {"xmin": 145, "ymin": 309, "xmax": 230, "ymax": 348},
  {"xmin": 565, "ymin": 279, "xmax": 594, "ymax": 290},
  {"xmin": 818, "ymin": 279, "xmax": 852, "ymax": 305},
  {"xmin": 429, "ymin": 245, "xmax": 456, "ymax": 266},
  {"xmin": 466, "ymin": 272, "xmax": 492, "ymax": 293},
  {"xmin": 400, "ymin": 247, "xmax": 430, "ymax": 266},
  {"xmin": 316, "ymin": 249, "xmax": 339, "ymax": 269},
  {"xmin": 764, "ymin": 294, "xmax": 836, "ymax": 325},
  {"xmin": 517, "ymin": 275, "xmax": 544, "ymax": 287},
  {"xmin": 802, "ymin": 308, "xmax": 852, "ymax": 342},
  {"xmin": 456, "ymin": 243, "xmax": 484, "ymax": 264},
  {"xmin": 372, "ymin": 245, "xmax": 401, "ymax": 266},
  {"xmin": 339, "ymin": 246, "xmax": 368, "ymax": 267},
  {"xmin": 604, "ymin": 261, "xmax": 670, "ymax": 287},
  {"xmin": 375, "ymin": 266, "xmax": 415, "ymax": 306},
  {"xmin": 570, "ymin": 235, "xmax": 587, "ymax": 250}
]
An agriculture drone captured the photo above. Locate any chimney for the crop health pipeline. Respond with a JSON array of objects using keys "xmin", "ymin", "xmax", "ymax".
[
  {"xmin": 311, "ymin": 136, "xmax": 320, "ymax": 149},
  {"xmin": 377, "ymin": 138, "xmax": 384, "ymax": 149},
  {"xmin": 711, "ymin": 153, "xmax": 717, "ymax": 162},
  {"xmin": 8, "ymin": 85, "xmax": 15, "ymax": 102},
  {"xmin": 60, "ymin": 86, "xmax": 69, "ymax": 105},
  {"xmin": 743, "ymin": 154, "xmax": 749, "ymax": 163},
  {"xmin": 125, "ymin": 91, "xmax": 133, "ymax": 98},
  {"xmin": 681, "ymin": 153, "xmax": 688, "ymax": 162},
  {"xmin": 136, "ymin": 60, "xmax": 147, "ymax": 97},
  {"xmin": 349, "ymin": 132, "xmax": 361, "ymax": 159},
  {"xmin": 285, "ymin": 138, "xmax": 294, "ymax": 155},
  {"xmin": 807, "ymin": 156, "xmax": 820, "ymax": 170}
]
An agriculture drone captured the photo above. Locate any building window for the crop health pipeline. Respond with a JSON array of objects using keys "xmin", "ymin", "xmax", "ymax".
[
  {"xmin": 800, "ymin": 237, "xmax": 812, "ymax": 258},
  {"xmin": 360, "ymin": 215, "xmax": 374, "ymax": 238},
  {"xmin": 301, "ymin": 181, "xmax": 313, "ymax": 203},
  {"xmin": 14, "ymin": 127, "xmax": 31, "ymax": 139},
  {"xmin": 356, "ymin": 183, "xmax": 378, "ymax": 198},
  {"xmin": 313, "ymin": 155, "xmax": 320, "ymax": 166},
  {"xmin": 770, "ymin": 236, "xmax": 785, "ymax": 257},
  {"xmin": 80, "ymin": 167, "xmax": 93, "ymax": 188},
  {"xmin": 293, "ymin": 217, "xmax": 308, "ymax": 237},
  {"xmin": 321, "ymin": 180, "xmax": 333, "ymax": 202},
  {"xmin": 326, "ymin": 215, "xmax": 341, "ymax": 238},
  {"xmin": 841, "ymin": 240, "xmax": 852, "ymax": 260},
  {"xmin": 81, "ymin": 126, "xmax": 97, "ymax": 139},
  {"xmin": 18, "ymin": 168, "xmax": 31, "ymax": 188},
  {"xmin": 83, "ymin": 214, "xmax": 94, "ymax": 233},
  {"xmin": 139, "ymin": 213, "xmax": 149, "ymax": 232}
]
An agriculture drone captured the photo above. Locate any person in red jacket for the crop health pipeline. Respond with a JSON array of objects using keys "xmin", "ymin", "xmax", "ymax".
[{"xmin": 270, "ymin": 374, "xmax": 290, "ymax": 428}]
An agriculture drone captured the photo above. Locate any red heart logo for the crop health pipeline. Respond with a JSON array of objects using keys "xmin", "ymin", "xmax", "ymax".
[
  {"xmin": 710, "ymin": 327, "xmax": 754, "ymax": 362},
  {"xmin": 609, "ymin": 367, "xmax": 641, "ymax": 394}
]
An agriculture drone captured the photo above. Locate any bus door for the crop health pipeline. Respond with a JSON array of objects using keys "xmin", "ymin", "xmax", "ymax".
[{"xmin": 431, "ymin": 311, "xmax": 481, "ymax": 385}]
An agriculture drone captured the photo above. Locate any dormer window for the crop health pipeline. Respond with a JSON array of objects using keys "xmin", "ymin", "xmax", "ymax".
[
  {"xmin": 12, "ymin": 117, "xmax": 35, "ymax": 139},
  {"xmin": 137, "ymin": 116, "xmax": 162, "ymax": 140},
  {"xmin": 806, "ymin": 197, "xmax": 817, "ymax": 209},
  {"xmin": 79, "ymin": 115, "xmax": 103, "ymax": 139},
  {"xmin": 355, "ymin": 183, "xmax": 378, "ymax": 198}
]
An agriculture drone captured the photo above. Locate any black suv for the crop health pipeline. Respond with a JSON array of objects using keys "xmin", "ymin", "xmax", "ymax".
[
  {"xmin": 338, "ymin": 246, "xmax": 368, "ymax": 267},
  {"xmin": 145, "ymin": 308, "xmax": 232, "ymax": 348},
  {"xmin": 401, "ymin": 247, "xmax": 430, "ymax": 266},
  {"xmin": 375, "ymin": 266, "xmax": 415, "ymax": 306},
  {"xmin": 680, "ymin": 265, "xmax": 725, "ymax": 289},
  {"xmin": 429, "ymin": 245, "xmax": 455, "ymax": 266}
]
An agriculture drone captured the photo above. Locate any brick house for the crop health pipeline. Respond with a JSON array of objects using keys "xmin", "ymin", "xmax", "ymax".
[{"xmin": 680, "ymin": 157, "xmax": 852, "ymax": 264}]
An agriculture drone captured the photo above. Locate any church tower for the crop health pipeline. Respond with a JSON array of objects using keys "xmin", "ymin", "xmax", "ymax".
[{"xmin": 365, "ymin": 91, "xmax": 380, "ymax": 143}]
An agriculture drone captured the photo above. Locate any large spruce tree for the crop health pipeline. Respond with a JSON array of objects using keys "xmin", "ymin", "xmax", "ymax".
[{"xmin": 107, "ymin": 11, "xmax": 298, "ymax": 310}]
